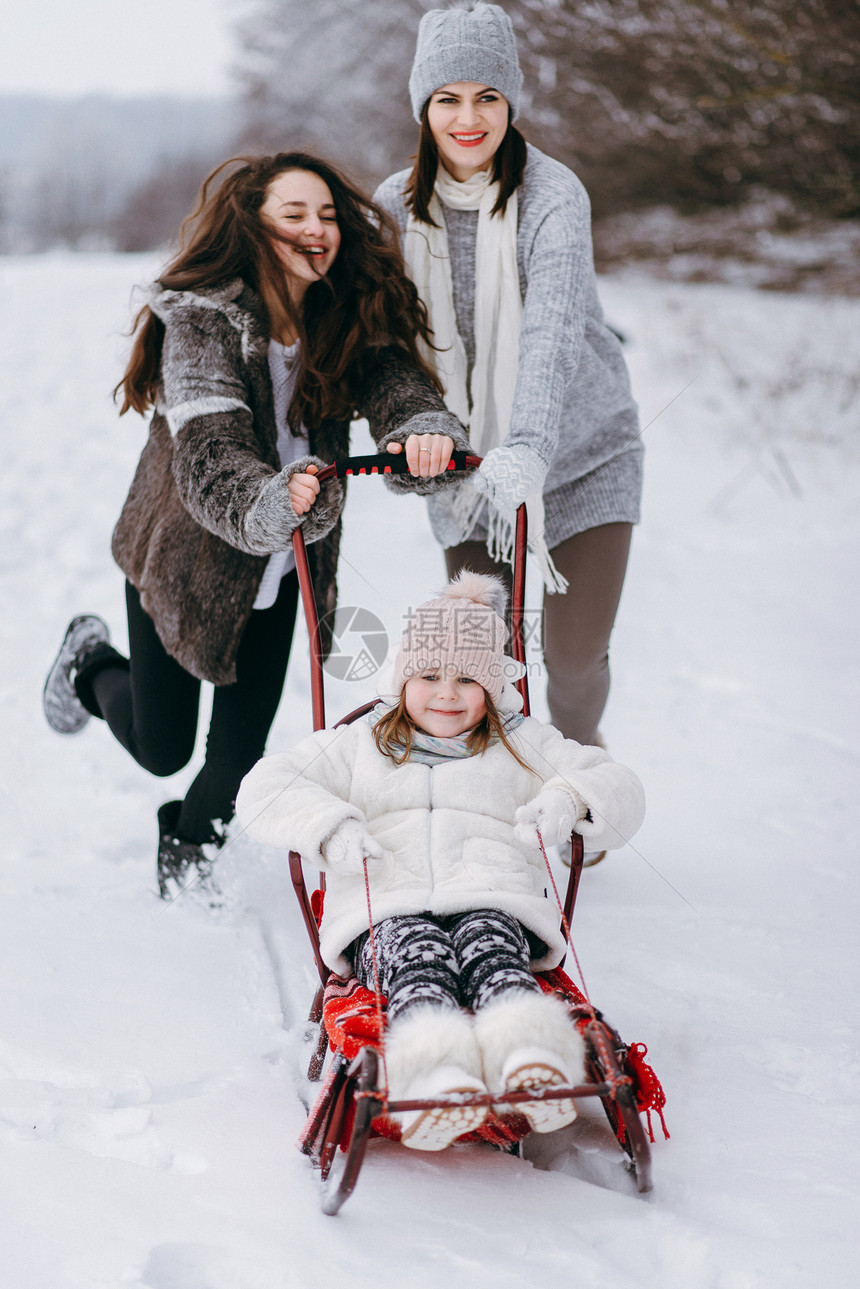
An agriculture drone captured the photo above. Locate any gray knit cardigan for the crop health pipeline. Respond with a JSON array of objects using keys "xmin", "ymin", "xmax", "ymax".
[
  {"xmin": 112, "ymin": 279, "xmax": 468, "ymax": 685},
  {"xmin": 374, "ymin": 144, "xmax": 643, "ymax": 545}
]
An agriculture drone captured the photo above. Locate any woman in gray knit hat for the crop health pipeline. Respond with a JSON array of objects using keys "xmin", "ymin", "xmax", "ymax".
[{"xmin": 376, "ymin": 3, "xmax": 643, "ymax": 794}]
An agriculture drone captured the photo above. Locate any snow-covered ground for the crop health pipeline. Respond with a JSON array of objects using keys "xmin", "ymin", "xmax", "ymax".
[{"xmin": 2, "ymin": 254, "xmax": 858, "ymax": 1289}]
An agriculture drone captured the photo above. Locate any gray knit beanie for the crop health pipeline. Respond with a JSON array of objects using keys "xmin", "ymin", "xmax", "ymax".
[{"xmin": 408, "ymin": 3, "xmax": 523, "ymax": 123}]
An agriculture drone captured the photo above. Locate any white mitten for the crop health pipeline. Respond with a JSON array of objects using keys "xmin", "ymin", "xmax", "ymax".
[
  {"xmin": 324, "ymin": 818, "xmax": 385, "ymax": 873},
  {"xmin": 470, "ymin": 444, "xmax": 546, "ymax": 511},
  {"xmin": 514, "ymin": 787, "xmax": 587, "ymax": 848}
]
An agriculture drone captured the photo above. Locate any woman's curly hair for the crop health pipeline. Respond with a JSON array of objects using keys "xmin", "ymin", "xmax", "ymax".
[{"xmin": 117, "ymin": 151, "xmax": 441, "ymax": 428}]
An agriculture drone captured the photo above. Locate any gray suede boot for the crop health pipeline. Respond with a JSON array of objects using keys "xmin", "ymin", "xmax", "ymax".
[{"xmin": 43, "ymin": 614, "xmax": 110, "ymax": 733}]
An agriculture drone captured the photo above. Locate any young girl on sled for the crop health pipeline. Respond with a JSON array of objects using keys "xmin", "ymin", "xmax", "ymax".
[{"xmin": 237, "ymin": 572, "xmax": 645, "ymax": 1151}]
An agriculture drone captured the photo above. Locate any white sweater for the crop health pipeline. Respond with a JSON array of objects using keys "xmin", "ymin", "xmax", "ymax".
[{"xmin": 236, "ymin": 718, "xmax": 645, "ymax": 975}]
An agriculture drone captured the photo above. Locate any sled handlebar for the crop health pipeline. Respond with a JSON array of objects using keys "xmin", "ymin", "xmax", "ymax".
[
  {"xmin": 291, "ymin": 451, "xmax": 528, "ymax": 731},
  {"xmin": 312, "ymin": 449, "xmax": 479, "ymax": 483}
]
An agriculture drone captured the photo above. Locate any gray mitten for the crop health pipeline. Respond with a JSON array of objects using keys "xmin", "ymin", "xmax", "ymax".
[
  {"xmin": 470, "ymin": 444, "xmax": 546, "ymax": 511},
  {"xmin": 242, "ymin": 455, "xmax": 344, "ymax": 553}
]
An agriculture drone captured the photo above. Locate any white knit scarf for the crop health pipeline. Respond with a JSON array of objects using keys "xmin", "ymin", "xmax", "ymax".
[{"xmin": 404, "ymin": 167, "xmax": 566, "ymax": 592}]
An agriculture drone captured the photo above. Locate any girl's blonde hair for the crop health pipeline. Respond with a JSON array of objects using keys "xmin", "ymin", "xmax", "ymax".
[{"xmin": 373, "ymin": 686, "xmax": 534, "ymax": 773}]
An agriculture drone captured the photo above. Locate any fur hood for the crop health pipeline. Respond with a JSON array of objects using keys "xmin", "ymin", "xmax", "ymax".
[{"xmin": 112, "ymin": 280, "xmax": 469, "ymax": 685}]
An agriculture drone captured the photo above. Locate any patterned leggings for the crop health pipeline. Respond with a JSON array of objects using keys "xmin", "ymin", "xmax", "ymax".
[{"xmin": 351, "ymin": 909, "xmax": 542, "ymax": 1023}]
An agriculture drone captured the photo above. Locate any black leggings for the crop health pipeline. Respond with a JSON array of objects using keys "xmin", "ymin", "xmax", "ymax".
[{"xmin": 81, "ymin": 576, "xmax": 299, "ymax": 842}]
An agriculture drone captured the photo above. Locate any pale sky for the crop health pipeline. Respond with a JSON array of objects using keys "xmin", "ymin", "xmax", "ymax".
[{"xmin": 0, "ymin": 0, "xmax": 238, "ymax": 98}]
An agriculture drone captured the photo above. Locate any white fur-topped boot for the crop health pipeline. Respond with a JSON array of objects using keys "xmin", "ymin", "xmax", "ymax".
[
  {"xmin": 383, "ymin": 1006, "xmax": 489, "ymax": 1151},
  {"xmin": 473, "ymin": 990, "xmax": 585, "ymax": 1134}
]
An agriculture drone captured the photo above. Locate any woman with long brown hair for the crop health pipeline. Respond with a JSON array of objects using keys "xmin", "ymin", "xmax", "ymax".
[
  {"xmin": 43, "ymin": 151, "xmax": 468, "ymax": 896},
  {"xmin": 374, "ymin": 5, "xmax": 644, "ymax": 869}
]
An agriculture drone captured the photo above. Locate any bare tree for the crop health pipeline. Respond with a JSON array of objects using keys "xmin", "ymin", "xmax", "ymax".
[
  {"xmin": 235, "ymin": 0, "xmax": 859, "ymax": 218},
  {"xmin": 235, "ymin": 0, "xmax": 431, "ymax": 183},
  {"xmin": 111, "ymin": 149, "xmax": 229, "ymax": 253},
  {"xmin": 26, "ymin": 161, "xmax": 113, "ymax": 250},
  {"xmin": 514, "ymin": 0, "xmax": 859, "ymax": 218},
  {"xmin": 0, "ymin": 94, "xmax": 238, "ymax": 253}
]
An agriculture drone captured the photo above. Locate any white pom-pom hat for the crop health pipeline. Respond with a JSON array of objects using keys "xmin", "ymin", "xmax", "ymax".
[{"xmin": 390, "ymin": 570, "xmax": 525, "ymax": 704}]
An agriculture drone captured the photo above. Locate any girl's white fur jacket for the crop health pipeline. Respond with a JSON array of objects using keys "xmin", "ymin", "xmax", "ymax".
[{"xmin": 236, "ymin": 718, "xmax": 644, "ymax": 975}]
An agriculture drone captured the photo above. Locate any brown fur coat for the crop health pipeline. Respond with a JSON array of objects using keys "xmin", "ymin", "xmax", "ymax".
[{"xmin": 112, "ymin": 280, "xmax": 468, "ymax": 685}]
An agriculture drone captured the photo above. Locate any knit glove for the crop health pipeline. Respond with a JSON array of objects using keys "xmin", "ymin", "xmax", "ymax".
[
  {"xmin": 514, "ymin": 787, "xmax": 588, "ymax": 848},
  {"xmin": 242, "ymin": 455, "xmax": 344, "ymax": 553},
  {"xmin": 471, "ymin": 444, "xmax": 546, "ymax": 512},
  {"xmin": 324, "ymin": 818, "xmax": 386, "ymax": 874}
]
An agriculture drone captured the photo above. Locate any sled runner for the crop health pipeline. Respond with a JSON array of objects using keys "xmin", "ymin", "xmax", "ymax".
[{"xmin": 285, "ymin": 452, "xmax": 667, "ymax": 1215}]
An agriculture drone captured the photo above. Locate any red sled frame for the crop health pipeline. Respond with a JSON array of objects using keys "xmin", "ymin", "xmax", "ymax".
[{"xmin": 287, "ymin": 452, "xmax": 662, "ymax": 1215}]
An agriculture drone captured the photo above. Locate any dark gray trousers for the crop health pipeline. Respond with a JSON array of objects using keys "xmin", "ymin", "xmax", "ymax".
[{"xmin": 445, "ymin": 523, "xmax": 633, "ymax": 745}]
